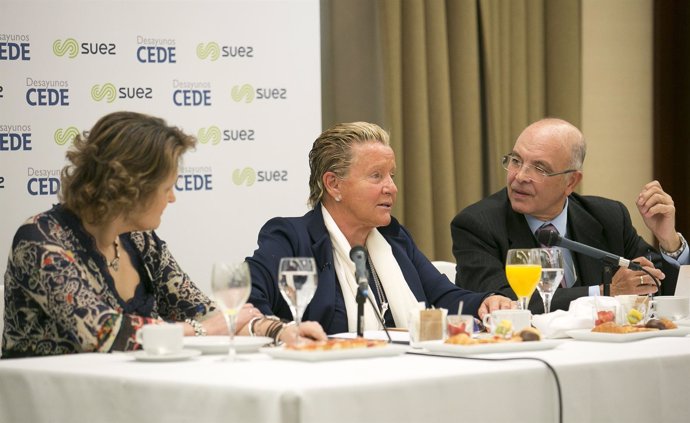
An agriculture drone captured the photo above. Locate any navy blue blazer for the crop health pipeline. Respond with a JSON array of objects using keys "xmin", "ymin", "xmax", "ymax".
[
  {"xmin": 247, "ymin": 205, "xmax": 491, "ymax": 334},
  {"xmin": 451, "ymin": 189, "xmax": 679, "ymax": 313}
]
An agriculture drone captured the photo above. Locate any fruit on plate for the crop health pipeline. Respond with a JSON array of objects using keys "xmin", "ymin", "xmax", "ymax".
[
  {"xmin": 626, "ymin": 308, "xmax": 644, "ymax": 325},
  {"xmin": 595, "ymin": 310, "xmax": 615, "ymax": 326},
  {"xmin": 447, "ymin": 321, "xmax": 467, "ymax": 336},
  {"xmin": 494, "ymin": 319, "xmax": 512, "ymax": 337}
]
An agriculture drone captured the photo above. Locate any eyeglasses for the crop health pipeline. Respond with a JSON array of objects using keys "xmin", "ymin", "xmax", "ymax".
[{"xmin": 501, "ymin": 154, "xmax": 578, "ymax": 183}]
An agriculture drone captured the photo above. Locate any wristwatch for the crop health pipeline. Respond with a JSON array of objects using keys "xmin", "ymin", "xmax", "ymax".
[{"xmin": 659, "ymin": 232, "xmax": 687, "ymax": 260}]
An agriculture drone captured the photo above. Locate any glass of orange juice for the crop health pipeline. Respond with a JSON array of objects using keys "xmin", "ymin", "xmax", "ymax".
[{"xmin": 505, "ymin": 249, "xmax": 542, "ymax": 310}]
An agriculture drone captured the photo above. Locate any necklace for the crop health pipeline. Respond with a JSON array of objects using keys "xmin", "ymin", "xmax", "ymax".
[
  {"xmin": 367, "ymin": 257, "xmax": 388, "ymax": 317},
  {"xmin": 108, "ymin": 239, "xmax": 120, "ymax": 271}
]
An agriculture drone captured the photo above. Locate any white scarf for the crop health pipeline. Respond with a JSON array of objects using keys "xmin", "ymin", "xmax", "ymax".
[{"xmin": 321, "ymin": 205, "xmax": 421, "ymax": 331}]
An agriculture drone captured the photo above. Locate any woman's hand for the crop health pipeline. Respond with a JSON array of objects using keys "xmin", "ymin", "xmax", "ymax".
[
  {"xmin": 278, "ymin": 321, "xmax": 327, "ymax": 346},
  {"xmin": 194, "ymin": 304, "xmax": 263, "ymax": 336}
]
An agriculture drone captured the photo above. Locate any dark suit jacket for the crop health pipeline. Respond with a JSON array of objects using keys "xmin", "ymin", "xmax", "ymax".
[
  {"xmin": 450, "ymin": 189, "xmax": 678, "ymax": 313},
  {"xmin": 247, "ymin": 205, "xmax": 491, "ymax": 334}
]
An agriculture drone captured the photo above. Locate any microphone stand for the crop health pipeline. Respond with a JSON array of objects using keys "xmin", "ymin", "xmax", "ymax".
[
  {"xmin": 602, "ymin": 264, "xmax": 613, "ymax": 297},
  {"xmin": 356, "ymin": 280, "xmax": 367, "ymax": 338}
]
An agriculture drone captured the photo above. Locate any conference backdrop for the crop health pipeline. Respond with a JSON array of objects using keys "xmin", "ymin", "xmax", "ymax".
[{"xmin": 0, "ymin": 0, "xmax": 321, "ymax": 292}]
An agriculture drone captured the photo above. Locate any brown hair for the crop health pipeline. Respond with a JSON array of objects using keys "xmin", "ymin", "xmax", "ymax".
[
  {"xmin": 59, "ymin": 111, "xmax": 196, "ymax": 224},
  {"xmin": 307, "ymin": 122, "xmax": 390, "ymax": 208}
]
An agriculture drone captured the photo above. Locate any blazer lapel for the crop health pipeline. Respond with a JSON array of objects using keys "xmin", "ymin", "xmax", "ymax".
[
  {"xmin": 567, "ymin": 197, "xmax": 608, "ymax": 287},
  {"xmin": 303, "ymin": 206, "xmax": 337, "ymax": 328},
  {"xmin": 506, "ymin": 208, "xmax": 539, "ymax": 249}
]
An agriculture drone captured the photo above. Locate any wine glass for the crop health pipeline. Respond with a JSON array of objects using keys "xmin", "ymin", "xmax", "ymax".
[
  {"xmin": 536, "ymin": 247, "xmax": 565, "ymax": 314},
  {"xmin": 278, "ymin": 257, "xmax": 318, "ymax": 344},
  {"xmin": 211, "ymin": 262, "xmax": 252, "ymax": 361},
  {"xmin": 505, "ymin": 249, "xmax": 542, "ymax": 310}
]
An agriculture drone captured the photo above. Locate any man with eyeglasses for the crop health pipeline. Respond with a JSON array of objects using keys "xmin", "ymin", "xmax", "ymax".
[{"xmin": 450, "ymin": 118, "xmax": 683, "ymax": 313}]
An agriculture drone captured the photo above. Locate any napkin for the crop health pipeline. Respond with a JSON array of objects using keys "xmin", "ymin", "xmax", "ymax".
[{"xmin": 532, "ymin": 296, "xmax": 619, "ymax": 338}]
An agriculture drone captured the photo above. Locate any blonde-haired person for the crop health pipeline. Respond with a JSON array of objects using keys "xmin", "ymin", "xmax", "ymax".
[
  {"xmin": 247, "ymin": 122, "xmax": 513, "ymax": 335},
  {"xmin": 2, "ymin": 111, "xmax": 324, "ymax": 358}
]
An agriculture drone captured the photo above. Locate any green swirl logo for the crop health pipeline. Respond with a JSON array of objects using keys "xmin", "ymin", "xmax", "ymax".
[
  {"xmin": 53, "ymin": 38, "xmax": 79, "ymax": 58},
  {"xmin": 91, "ymin": 83, "xmax": 117, "ymax": 103},
  {"xmin": 196, "ymin": 42, "xmax": 220, "ymax": 61},
  {"xmin": 197, "ymin": 126, "xmax": 221, "ymax": 145},
  {"xmin": 54, "ymin": 127, "xmax": 79, "ymax": 146},
  {"xmin": 232, "ymin": 167, "xmax": 256, "ymax": 186},
  {"xmin": 231, "ymin": 84, "xmax": 254, "ymax": 103}
]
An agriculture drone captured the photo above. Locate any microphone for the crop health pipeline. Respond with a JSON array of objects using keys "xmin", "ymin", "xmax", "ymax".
[
  {"xmin": 350, "ymin": 246, "xmax": 369, "ymax": 337},
  {"xmin": 348, "ymin": 246, "xmax": 392, "ymax": 342},
  {"xmin": 536, "ymin": 228, "xmax": 643, "ymax": 271},
  {"xmin": 350, "ymin": 246, "xmax": 369, "ymax": 286}
]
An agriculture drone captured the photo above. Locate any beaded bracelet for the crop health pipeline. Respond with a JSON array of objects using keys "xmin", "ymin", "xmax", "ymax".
[{"xmin": 184, "ymin": 318, "xmax": 207, "ymax": 336}]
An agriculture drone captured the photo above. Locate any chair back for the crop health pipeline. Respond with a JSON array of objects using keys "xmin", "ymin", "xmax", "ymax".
[{"xmin": 432, "ymin": 261, "xmax": 457, "ymax": 283}]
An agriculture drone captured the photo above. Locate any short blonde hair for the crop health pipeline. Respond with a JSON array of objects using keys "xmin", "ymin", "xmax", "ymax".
[
  {"xmin": 308, "ymin": 122, "xmax": 390, "ymax": 208},
  {"xmin": 60, "ymin": 111, "xmax": 196, "ymax": 224}
]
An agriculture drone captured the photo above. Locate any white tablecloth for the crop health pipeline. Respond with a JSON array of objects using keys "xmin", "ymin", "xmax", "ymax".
[{"xmin": 1, "ymin": 337, "xmax": 689, "ymax": 423}]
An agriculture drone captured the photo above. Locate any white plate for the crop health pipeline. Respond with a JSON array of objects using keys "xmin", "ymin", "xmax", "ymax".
[
  {"xmin": 566, "ymin": 327, "xmax": 690, "ymax": 343},
  {"xmin": 183, "ymin": 336, "xmax": 273, "ymax": 354},
  {"xmin": 260, "ymin": 343, "xmax": 408, "ymax": 362},
  {"xmin": 417, "ymin": 339, "xmax": 561, "ymax": 356},
  {"xmin": 132, "ymin": 349, "xmax": 201, "ymax": 362}
]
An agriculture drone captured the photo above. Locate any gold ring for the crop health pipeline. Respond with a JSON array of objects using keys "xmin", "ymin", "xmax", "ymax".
[{"xmin": 639, "ymin": 275, "xmax": 645, "ymax": 285}]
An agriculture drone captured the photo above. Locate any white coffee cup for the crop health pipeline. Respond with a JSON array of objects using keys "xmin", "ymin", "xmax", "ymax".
[
  {"xmin": 135, "ymin": 324, "xmax": 184, "ymax": 355},
  {"xmin": 482, "ymin": 309, "xmax": 532, "ymax": 334},
  {"xmin": 649, "ymin": 296, "xmax": 690, "ymax": 321}
]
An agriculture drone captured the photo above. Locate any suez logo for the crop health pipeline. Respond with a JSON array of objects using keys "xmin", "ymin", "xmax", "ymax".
[
  {"xmin": 1, "ymin": 124, "xmax": 32, "ymax": 151},
  {"xmin": 91, "ymin": 83, "xmax": 153, "ymax": 103},
  {"xmin": 53, "ymin": 38, "xmax": 116, "ymax": 58},
  {"xmin": 54, "ymin": 126, "xmax": 79, "ymax": 145},
  {"xmin": 25, "ymin": 78, "xmax": 70, "ymax": 106},
  {"xmin": 196, "ymin": 42, "xmax": 254, "ymax": 61},
  {"xmin": 232, "ymin": 167, "xmax": 288, "ymax": 187},
  {"xmin": 230, "ymin": 84, "xmax": 287, "ymax": 103},
  {"xmin": 0, "ymin": 34, "xmax": 30, "ymax": 61},
  {"xmin": 197, "ymin": 126, "xmax": 255, "ymax": 145}
]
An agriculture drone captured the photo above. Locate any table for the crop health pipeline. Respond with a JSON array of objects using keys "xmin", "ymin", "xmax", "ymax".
[{"xmin": 1, "ymin": 337, "xmax": 689, "ymax": 423}]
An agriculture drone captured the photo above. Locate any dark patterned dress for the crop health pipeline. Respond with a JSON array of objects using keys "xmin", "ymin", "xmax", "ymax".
[{"xmin": 2, "ymin": 204, "xmax": 215, "ymax": 358}]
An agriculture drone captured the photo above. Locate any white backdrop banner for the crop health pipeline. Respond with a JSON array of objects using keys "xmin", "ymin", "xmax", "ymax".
[{"xmin": 0, "ymin": 0, "xmax": 321, "ymax": 293}]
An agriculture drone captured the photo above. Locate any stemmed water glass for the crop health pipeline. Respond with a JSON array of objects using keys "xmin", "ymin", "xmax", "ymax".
[
  {"xmin": 278, "ymin": 257, "xmax": 318, "ymax": 344},
  {"xmin": 536, "ymin": 247, "xmax": 565, "ymax": 314},
  {"xmin": 211, "ymin": 261, "xmax": 252, "ymax": 361},
  {"xmin": 505, "ymin": 249, "xmax": 542, "ymax": 310}
]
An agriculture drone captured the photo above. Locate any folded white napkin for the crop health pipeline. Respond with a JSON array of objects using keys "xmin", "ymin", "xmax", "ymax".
[{"xmin": 532, "ymin": 296, "xmax": 620, "ymax": 338}]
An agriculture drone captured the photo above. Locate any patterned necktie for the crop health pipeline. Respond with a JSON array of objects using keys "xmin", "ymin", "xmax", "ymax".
[{"xmin": 537, "ymin": 223, "xmax": 572, "ymax": 288}]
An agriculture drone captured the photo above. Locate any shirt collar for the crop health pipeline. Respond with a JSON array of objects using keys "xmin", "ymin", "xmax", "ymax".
[{"xmin": 525, "ymin": 198, "xmax": 569, "ymax": 236}]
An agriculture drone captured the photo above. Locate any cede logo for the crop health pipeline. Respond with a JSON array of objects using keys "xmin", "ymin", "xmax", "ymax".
[
  {"xmin": 1, "ymin": 124, "xmax": 32, "ymax": 151},
  {"xmin": 25, "ymin": 78, "xmax": 69, "ymax": 106},
  {"xmin": 53, "ymin": 38, "xmax": 116, "ymax": 58},
  {"xmin": 1, "ymin": 34, "xmax": 31, "ymax": 61},
  {"xmin": 197, "ymin": 126, "xmax": 221, "ymax": 145},
  {"xmin": 231, "ymin": 84, "xmax": 254, "ymax": 103},
  {"xmin": 54, "ymin": 127, "xmax": 79, "ymax": 146},
  {"xmin": 91, "ymin": 83, "xmax": 117, "ymax": 103},
  {"xmin": 232, "ymin": 167, "xmax": 256, "ymax": 187},
  {"xmin": 27, "ymin": 168, "xmax": 61, "ymax": 196},
  {"xmin": 53, "ymin": 38, "xmax": 78, "ymax": 58},
  {"xmin": 196, "ymin": 42, "xmax": 220, "ymax": 61},
  {"xmin": 137, "ymin": 36, "xmax": 177, "ymax": 64},
  {"xmin": 172, "ymin": 80, "xmax": 211, "ymax": 107}
]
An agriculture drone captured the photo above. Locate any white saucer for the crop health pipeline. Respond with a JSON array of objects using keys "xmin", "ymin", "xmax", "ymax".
[
  {"xmin": 133, "ymin": 349, "xmax": 201, "ymax": 362},
  {"xmin": 184, "ymin": 336, "xmax": 273, "ymax": 354}
]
